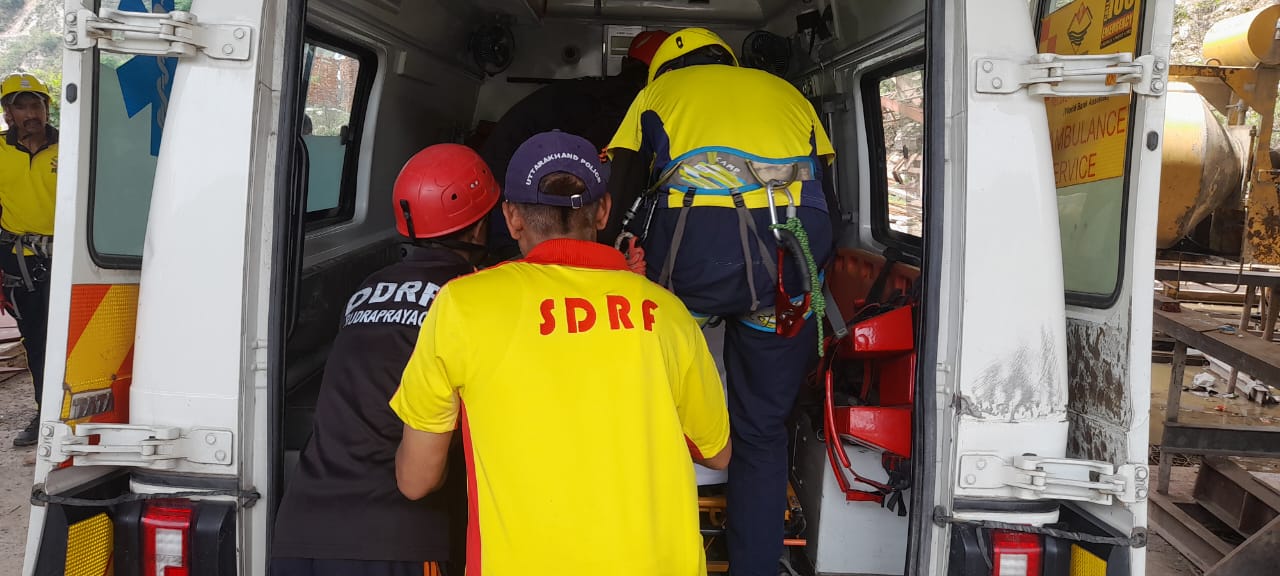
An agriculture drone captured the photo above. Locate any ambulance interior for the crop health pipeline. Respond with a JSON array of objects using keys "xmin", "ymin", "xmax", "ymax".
[{"xmin": 280, "ymin": 0, "xmax": 930, "ymax": 573}]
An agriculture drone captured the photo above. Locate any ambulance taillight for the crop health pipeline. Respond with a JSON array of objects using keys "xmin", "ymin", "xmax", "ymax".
[
  {"xmin": 992, "ymin": 529, "xmax": 1043, "ymax": 576},
  {"xmin": 142, "ymin": 499, "xmax": 193, "ymax": 576}
]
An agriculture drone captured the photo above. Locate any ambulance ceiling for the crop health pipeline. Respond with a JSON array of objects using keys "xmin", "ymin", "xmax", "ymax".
[{"xmin": 516, "ymin": 0, "xmax": 794, "ymax": 24}]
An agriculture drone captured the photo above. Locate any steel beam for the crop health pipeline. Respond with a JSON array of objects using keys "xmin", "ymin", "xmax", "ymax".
[
  {"xmin": 1154, "ymin": 265, "xmax": 1280, "ymax": 290},
  {"xmin": 1154, "ymin": 308, "xmax": 1280, "ymax": 385},
  {"xmin": 1205, "ymin": 515, "xmax": 1280, "ymax": 576},
  {"xmin": 1149, "ymin": 492, "xmax": 1232, "ymax": 573},
  {"xmin": 1193, "ymin": 456, "xmax": 1280, "ymax": 537},
  {"xmin": 1161, "ymin": 422, "xmax": 1280, "ymax": 458},
  {"xmin": 1159, "ymin": 341, "xmax": 1187, "ymax": 495}
]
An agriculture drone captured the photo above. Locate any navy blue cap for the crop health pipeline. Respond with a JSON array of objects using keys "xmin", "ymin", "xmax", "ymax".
[{"xmin": 505, "ymin": 131, "xmax": 610, "ymax": 208}]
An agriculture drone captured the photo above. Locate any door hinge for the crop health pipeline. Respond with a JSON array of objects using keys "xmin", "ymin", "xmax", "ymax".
[
  {"xmin": 957, "ymin": 453, "xmax": 1149, "ymax": 506},
  {"xmin": 39, "ymin": 422, "xmax": 234, "ymax": 470},
  {"xmin": 974, "ymin": 53, "xmax": 1166, "ymax": 97},
  {"xmin": 63, "ymin": 8, "xmax": 253, "ymax": 61}
]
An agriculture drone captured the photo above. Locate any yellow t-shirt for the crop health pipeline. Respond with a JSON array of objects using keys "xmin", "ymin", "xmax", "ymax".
[
  {"xmin": 0, "ymin": 127, "xmax": 57, "ymax": 237},
  {"xmin": 390, "ymin": 239, "xmax": 729, "ymax": 576},
  {"xmin": 607, "ymin": 64, "xmax": 835, "ymax": 210}
]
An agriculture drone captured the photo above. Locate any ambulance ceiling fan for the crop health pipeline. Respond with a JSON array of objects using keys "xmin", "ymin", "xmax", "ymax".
[
  {"xmin": 468, "ymin": 13, "xmax": 516, "ymax": 76},
  {"xmin": 741, "ymin": 30, "xmax": 793, "ymax": 77}
]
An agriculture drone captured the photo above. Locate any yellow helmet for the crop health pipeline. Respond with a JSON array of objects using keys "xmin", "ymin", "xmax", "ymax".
[
  {"xmin": 0, "ymin": 73, "xmax": 51, "ymax": 104},
  {"xmin": 647, "ymin": 27, "xmax": 738, "ymax": 84}
]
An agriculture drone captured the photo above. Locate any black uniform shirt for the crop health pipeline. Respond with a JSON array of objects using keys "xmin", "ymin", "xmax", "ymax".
[{"xmin": 272, "ymin": 245, "xmax": 474, "ymax": 562}]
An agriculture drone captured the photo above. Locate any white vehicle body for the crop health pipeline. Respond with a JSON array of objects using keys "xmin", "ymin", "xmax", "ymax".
[{"xmin": 22, "ymin": 0, "xmax": 1172, "ymax": 574}]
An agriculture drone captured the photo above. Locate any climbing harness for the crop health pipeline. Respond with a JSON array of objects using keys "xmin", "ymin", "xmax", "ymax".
[
  {"xmin": 613, "ymin": 163, "xmax": 678, "ymax": 266},
  {"xmin": 736, "ymin": 270, "xmax": 823, "ymax": 332},
  {"xmin": 613, "ymin": 148, "xmax": 827, "ymax": 341},
  {"xmin": 0, "ymin": 229, "xmax": 52, "ymax": 293},
  {"xmin": 748, "ymin": 160, "xmax": 824, "ymax": 345}
]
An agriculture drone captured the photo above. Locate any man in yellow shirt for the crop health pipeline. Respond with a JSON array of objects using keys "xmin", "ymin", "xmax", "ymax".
[
  {"xmin": 0, "ymin": 73, "xmax": 58, "ymax": 447},
  {"xmin": 605, "ymin": 29, "xmax": 836, "ymax": 575},
  {"xmin": 391, "ymin": 130, "xmax": 730, "ymax": 576}
]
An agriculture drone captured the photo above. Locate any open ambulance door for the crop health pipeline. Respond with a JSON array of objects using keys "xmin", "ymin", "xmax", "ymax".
[
  {"xmin": 24, "ymin": 1, "xmax": 271, "ymax": 574},
  {"xmin": 22, "ymin": 1, "xmax": 166, "ymax": 572},
  {"xmin": 923, "ymin": 0, "xmax": 1173, "ymax": 573}
]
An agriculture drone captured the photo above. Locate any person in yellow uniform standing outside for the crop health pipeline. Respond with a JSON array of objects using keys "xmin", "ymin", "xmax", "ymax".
[
  {"xmin": 605, "ymin": 29, "xmax": 836, "ymax": 575},
  {"xmin": 0, "ymin": 73, "xmax": 58, "ymax": 447},
  {"xmin": 391, "ymin": 130, "xmax": 731, "ymax": 576}
]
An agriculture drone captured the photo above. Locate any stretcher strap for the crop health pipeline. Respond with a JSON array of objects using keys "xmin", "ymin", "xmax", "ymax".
[
  {"xmin": 658, "ymin": 188, "xmax": 697, "ymax": 290},
  {"xmin": 658, "ymin": 188, "xmax": 779, "ymax": 314},
  {"xmin": 732, "ymin": 189, "xmax": 777, "ymax": 312},
  {"xmin": 823, "ymin": 283, "xmax": 848, "ymax": 340}
]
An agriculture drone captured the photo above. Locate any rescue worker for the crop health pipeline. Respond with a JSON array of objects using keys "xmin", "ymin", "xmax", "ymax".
[
  {"xmin": 479, "ymin": 30, "xmax": 669, "ymax": 261},
  {"xmin": 391, "ymin": 130, "xmax": 731, "ymax": 576},
  {"xmin": 605, "ymin": 28, "xmax": 836, "ymax": 575},
  {"xmin": 271, "ymin": 143, "xmax": 499, "ymax": 576},
  {"xmin": 0, "ymin": 73, "xmax": 58, "ymax": 448}
]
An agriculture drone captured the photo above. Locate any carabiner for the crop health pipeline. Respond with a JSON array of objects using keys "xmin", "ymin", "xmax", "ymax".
[{"xmin": 748, "ymin": 162, "xmax": 799, "ymax": 241}]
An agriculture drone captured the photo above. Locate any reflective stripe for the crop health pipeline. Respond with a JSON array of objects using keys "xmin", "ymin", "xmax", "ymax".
[{"xmin": 61, "ymin": 284, "xmax": 139, "ymax": 425}]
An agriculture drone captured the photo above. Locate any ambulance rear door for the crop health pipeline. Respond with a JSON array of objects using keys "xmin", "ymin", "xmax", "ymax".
[
  {"xmin": 25, "ymin": 0, "xmax": 274, "ymax": 574},
  {"xmin": 921, "ymin": 0, "xmax": 1173, "ymax": 573}
]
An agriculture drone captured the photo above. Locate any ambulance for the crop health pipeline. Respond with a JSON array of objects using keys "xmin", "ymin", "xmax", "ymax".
[{"xmin": 23, "ymin": 0, "xmax": 1171, "ymax": 574}]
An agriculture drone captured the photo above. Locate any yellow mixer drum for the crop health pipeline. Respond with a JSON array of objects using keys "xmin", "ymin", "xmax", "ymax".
[
  {"xmin": 1157, "ymin": 82, "xmax": 1243, "ymax": 249},
  {"xmin": 1202, "ymin": 5, "xmax": 1280, "ymax": 67}
]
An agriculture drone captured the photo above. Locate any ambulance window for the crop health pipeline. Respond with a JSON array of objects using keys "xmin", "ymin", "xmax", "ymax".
[
  {"xmin": 864, "ymin": 57, "xmax": 925, "ymax": 249},
  {"xmin": 1036, "ymin": 0, "xmax": 1141, "ymax": 307},
  {"xmin": 300, "ymin": 31, "xmax": 375, "ymax": 227},
  {"xmin": 88, "ymin": 35, "xmax": 177, "ymax": 267}
]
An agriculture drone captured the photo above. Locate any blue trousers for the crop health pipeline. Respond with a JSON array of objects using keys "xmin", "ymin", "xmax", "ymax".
[{"xmin": 643, "ymin": 204, "xmax": 831, "ymax": 576}]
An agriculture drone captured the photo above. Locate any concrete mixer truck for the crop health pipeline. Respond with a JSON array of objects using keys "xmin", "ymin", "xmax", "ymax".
[{"xmin": 1162, "ymin": 5, "xmax": 1280, "ymax": 264}]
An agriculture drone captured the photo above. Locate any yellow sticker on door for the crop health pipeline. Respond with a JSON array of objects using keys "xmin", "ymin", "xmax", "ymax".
[{"xmin": 1039, "ymin": 0, "xmax": 1143, "ymax": 187}]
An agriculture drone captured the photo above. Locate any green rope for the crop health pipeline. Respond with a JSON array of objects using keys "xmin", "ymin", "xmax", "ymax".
[{"xmin": 770, "ymin": 218, "xmax": 825, "ymax": 356}]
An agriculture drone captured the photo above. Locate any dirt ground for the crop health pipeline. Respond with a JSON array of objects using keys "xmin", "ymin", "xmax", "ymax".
[
  {"xmin": 1149, "ymin": 531, "xmax": 1200, "ymax": 576},
  {"xmin": 0, "ymin": 366, "xmax": 37, "ymax": 576}
]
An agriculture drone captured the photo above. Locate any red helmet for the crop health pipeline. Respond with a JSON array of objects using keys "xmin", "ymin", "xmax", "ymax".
[
  {"xmin": 392, "ymin": 144, "xmax": 500, "ymax": 239},
  {"xmin": 627, "ymin": 30, "xmax": 671, "ymax": 67}
]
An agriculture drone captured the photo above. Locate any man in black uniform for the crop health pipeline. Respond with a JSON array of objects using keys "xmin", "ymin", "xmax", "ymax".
[
  {"xmin": 479, "ymin": 29, "xmax": 668, "ymax": 261},
  {"xmin": 272, "ymin": 143, "xmax": 500, "ymax": 576}
]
